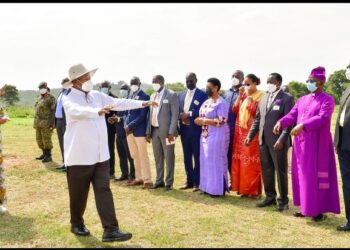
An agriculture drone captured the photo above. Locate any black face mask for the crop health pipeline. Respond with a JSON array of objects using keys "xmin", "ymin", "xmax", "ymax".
[
  {"xmin": 206, "ymin": 87, "xmax": 213, "ymax": 96},
  {"xmin": 186, "ymin": 81, "xmax": 196, "ymax": 90}
]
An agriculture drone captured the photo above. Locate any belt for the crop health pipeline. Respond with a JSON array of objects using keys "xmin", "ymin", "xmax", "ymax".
[
  {"xmin": 56, "ymin": 118, "xmax": 64, "ymax": 120},
  {"xmin": 151, "ymin": 125, "xmax": 159, "ymax": 129}
]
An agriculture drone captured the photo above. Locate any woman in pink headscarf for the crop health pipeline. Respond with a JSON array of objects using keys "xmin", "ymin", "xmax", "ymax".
[{"xmin": 273, "ymin": 66, "xmax": 340, "ymax": 222}]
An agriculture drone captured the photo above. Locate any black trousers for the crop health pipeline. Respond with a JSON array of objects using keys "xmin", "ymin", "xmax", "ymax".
[
  {"xmin": 259, "ymin": 143, "xmax": 289, "ymax": 205},
  {"xmin": 227, "ymin": 135, "xmax": 234, "ymax": 182},
  {"xmin": 116, "ymin": 135, "xmax": 135, "ymax": 180},
  {"xmin": 107, "ymin": 129, "xmax": 116, "ymax": 176},
  {"xmin": 337, "ymin": 127, "xmax": 350, "ymax": 224},
  {"xmin": 66, "ymin": 160, "xmax": 119, "ymax": 231},
  {"xmin": 56, "ymin": 118, "xmax": 66, "ymax": 162}
]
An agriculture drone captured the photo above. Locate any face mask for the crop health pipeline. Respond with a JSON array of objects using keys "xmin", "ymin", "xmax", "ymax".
[
  {"xmin": 206, "ymin": 87, "xmax": 213, "ymax": 96},
  {"xmin": 130, "ymin": 85, "xmax": 139, "ymax": 93},
  {"xmin": 186, "ymin": 82, "xmax": 196, "ymax": 90},
  {"xmin": 120, "ymin": 90, "xmax": 128, "ymax": 98},
  {"xmin": 82, "ymin": 80, "xmax": 94, "ymax": 92},
  {"xmin": 231, "ymin": 77, "xmax": 240, "ymax": 87},
  {"xmin": 39, "ymin": 88, "xmax": 47, "ymax": 95},
  {"xmin": 100, "ymin": 87, "xmax": 109, "ymax": 94},
  {"xmin": 152, "ymin": 83, "xmax": 161, "ymax": 92},
  {"xmin": 346, "ymin": 69, "xmax": 350, "ymax": 80},
  {"xmin": 306, "ymin": 81, "xmax": 317, "ymax": 93},
  {"xmin": 267, "ymin": 83, "xmax": 277, "ymax": 93}
]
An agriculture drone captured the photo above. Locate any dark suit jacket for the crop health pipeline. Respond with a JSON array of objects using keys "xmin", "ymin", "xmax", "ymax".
[
  {"xmin": 334, "ymin": 87, "xmax": 350, "ymax": 151},
  {"xmin": 124, "ymin": 89, "xmax": 150, "ymax": 137},
  {"xmin": 178, "ymin": 88, "xmax": 208, "ymax": 136},
  {"xmin": 248, "ymin": 90, "xmax": 295, "ymax": 147}
]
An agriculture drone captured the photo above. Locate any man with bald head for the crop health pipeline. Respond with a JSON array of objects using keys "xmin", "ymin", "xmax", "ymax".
[
  {"xmin": 224, "ymin": 70, "xmax": 244, "ymax": 185},
  {"xmin": 124, "ymin": 77, "xmax": 153, "ymax": 189},
  {"xmin": 178, "ymin": 72, "xmax": 207, "ymax": 191},
  {"xmin": 146, "ymin": 74, "xmax": 179, "ymax": 191}
]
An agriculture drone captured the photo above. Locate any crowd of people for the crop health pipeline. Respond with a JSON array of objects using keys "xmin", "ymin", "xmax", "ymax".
[{"xmin": 1, "ymin": 62, "xmax": 350, "ymax": 243}]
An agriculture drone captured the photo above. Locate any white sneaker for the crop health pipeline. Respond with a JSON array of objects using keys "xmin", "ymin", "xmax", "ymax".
[{"xmin": 0, "ymin": 205, "xmax": 8, "ymax": 214}]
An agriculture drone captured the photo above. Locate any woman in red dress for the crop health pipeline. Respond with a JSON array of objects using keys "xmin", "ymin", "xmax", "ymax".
[{"xmin": 231, "ymin": 74, "xmax": 265, "ymax": 198}]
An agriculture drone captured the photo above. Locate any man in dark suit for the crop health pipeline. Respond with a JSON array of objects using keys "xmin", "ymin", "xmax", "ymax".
[
  {"xmin": 334, "ymin": 62, "xmax": 350, "ymax": 232},
  {"xmin": 246, "ymin": 73, "xmax": 294, "ymax": 211},
  {"xmin": 178, "ymin": 72, "xmax": 207, "ymax": 192},
  {"xmin": 55, "ymin": 77, "xmax": 71, "ymax": 172}
]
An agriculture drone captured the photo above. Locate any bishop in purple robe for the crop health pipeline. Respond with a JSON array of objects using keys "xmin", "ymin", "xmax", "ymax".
[{"xmin": 273, "ymin": 66, "xmax": 340, "ymax": 222}]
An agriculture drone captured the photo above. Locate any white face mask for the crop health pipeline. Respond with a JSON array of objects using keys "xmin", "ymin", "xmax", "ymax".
[
  {"xmin": 130, "ymin": 85, "xmax": 139, "ymax": 93},
  {"xmin": 306, "ymin": 81, "xmax": 317, "ymax": 93},
  {"xmin": 267, "ymin": 83, "xmax": 277, "ymax": 93},
  {"xmin": 346, "ymin": 68, "xmax": 350, "ymax": 80},
  {"xmin": 39, "ymin": 88, "xmax": 47, "ymax": 94},
  {"xmin": 152, "ymin": 83, "xmax": 161, "ymax": 92},
  {"xmin": 82, "ymin": 80, "xmax": 94, "ymax": 92},
  {"xmin": 231, "ymin": 77, "xmax": 240, "ymax": 87}
]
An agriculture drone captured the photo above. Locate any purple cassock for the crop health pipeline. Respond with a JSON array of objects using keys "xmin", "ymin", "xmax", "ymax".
[{"xmin": 279, "ymin": 91, "xmax": 340, "ymax": 216}]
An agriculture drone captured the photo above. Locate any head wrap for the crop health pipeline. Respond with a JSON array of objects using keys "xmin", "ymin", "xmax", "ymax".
[{"xmin": 309, "ymin": 66, "xmax": 326, "ymax": 82}]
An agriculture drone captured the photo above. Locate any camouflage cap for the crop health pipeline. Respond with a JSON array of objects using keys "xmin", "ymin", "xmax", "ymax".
[{"xmin": 38, "ymin": 81, "xmax": 48, "ymax": 89}]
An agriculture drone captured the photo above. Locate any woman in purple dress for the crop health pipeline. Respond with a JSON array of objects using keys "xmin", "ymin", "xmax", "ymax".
[{"xmin": 194, "ymin": 78, "xmax": 230, "ymax": 197}]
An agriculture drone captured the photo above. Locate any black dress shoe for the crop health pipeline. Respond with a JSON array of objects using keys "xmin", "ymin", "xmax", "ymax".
[
  {"xmin": 115, "ymin": 176, "xmax": 128, "ymax": 181},
  {"xmin": 56, "ymin": 165, "xmax": 65, "ymax": 170},
  {"xmin": 277, "ymin": 203, "xmax": 289, "ymax": 211},
  {"xmin": 71, "ymin": 225, "xmax": 90, "ymax": 236},
  {"xmin": 179, "ymin": 184, "xmax": 194, "ymax": 190},
  {"xmin": 293, "ymin": 212, "xmax": 305, "ymax": 218},
  {"xmin": 151, "ymin": 183, "xmax": 165, "ymax": 189},
  {"xmin": 312, "ymin": 214, "xmax": 327, "ymax": 222},
  {"xmin": 193, "ymin": 186, "xmax": 200, "ymax": 192},
  {"xmin": 165, "ymin": 185, "xmax": 173, "ymax": 191},
  {"xmin": 337, "ymin": 224, "xmax": 350, "ymax": 231},
  {"xmin": 102, "ymin": 229, "xmax": 132, "ymax": 242},
  {"xmin": 256, "ymin": 199, "xmax": 276, "ymax": 208}
]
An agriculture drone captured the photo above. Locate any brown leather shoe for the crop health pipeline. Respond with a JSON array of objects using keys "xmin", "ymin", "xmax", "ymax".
[
  {"xmin": 127, "ymin": 180, "xmax": 144, "ymax": 186},
  {"xmin": 142, "ymin": 182, "xmax": 154, "ymax": 189}
]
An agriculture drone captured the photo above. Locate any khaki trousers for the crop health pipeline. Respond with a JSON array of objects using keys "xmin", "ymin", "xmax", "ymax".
[{"xmin": 127, "ymin": 134, "xmax": 152, "ymax": 184}]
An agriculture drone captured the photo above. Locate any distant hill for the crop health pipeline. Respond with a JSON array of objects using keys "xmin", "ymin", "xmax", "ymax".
[{"xmin": 16, "ymin": 82, "xmax": 154, "ymax": 107}]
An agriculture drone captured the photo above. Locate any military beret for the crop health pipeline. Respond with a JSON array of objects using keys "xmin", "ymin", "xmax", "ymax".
[{"xmin": 38, "ymin": 82, "xmax": 48, "ymax": 88}]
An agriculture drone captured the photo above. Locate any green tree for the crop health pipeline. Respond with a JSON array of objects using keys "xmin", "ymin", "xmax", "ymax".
[
  {"xmin": 145, "ymin": 88, "xmax": 154, "ymax": 96},
  {"xmin": 324, "ymin": 69, "xmax": 350, "ymax": 104},
  {"xmin": 287, "ymin": 81, "xmax": 309, "ymax": 101},
  {"xmin": 165, "ymin": 82, "xmax": 186, "ymax": 93},
  {"xmin": 0, "ymin": 85, "xmax": 20, "ymax": 106}
]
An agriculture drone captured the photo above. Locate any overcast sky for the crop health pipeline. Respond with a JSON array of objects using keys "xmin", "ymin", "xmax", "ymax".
[{"xmin": 1, "ymin": 3, "xmax": 350, "ymax": 91}]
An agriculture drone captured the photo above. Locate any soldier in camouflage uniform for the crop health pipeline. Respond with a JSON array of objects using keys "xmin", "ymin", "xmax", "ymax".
[
  {"xmin": 0, "ymin": 84, "xmax": 9, "ymax": 214},
  {"xmin": 34, "ymin": 82, "xmax": 56, "ymax": 162}
]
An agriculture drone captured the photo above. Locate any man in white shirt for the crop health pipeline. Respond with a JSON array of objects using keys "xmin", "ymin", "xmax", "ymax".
[{"xmin": 62, "ymin": 64, "xmax": 157, "ymax": 242}]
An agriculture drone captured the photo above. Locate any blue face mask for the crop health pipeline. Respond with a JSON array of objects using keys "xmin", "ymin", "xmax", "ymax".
[
  {"xmin": 100, "ymin": 87, "xmax": 109, "ymax": 94},
  {"xmin": 120, "ymin": 90, "xmax": 128, "ymax": 98},
  {"xmin": 306, "ymin": 80, "xmax": 317, "ymax": 93}
]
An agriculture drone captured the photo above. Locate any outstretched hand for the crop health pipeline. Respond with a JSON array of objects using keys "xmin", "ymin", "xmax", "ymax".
[{"xmin": 143, "ymin": 101, "xmax": 159, "ymax": 107}]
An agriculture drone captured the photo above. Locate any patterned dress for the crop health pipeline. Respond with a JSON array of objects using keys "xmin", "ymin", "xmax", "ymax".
[
  {"xmin": 199, "ymin": 97, "xmax": 230, "ymax": 196},
  {"xmin": 0, "ymin": 106, "xmax": 6, "ymax": 206}
]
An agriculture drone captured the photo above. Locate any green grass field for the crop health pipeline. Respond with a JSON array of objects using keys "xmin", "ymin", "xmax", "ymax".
[{"xmin": 0, "ymin": 106, "xmax": 350, "ymax": 247}]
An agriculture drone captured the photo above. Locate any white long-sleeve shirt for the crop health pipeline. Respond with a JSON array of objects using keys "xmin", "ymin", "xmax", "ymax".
[{"xmin": 62, "ymin": 88, "xmax": 145, "ymax": 166}]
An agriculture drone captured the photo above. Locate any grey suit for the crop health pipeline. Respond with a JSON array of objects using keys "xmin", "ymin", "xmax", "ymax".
[
  {"xmin": 146, "ymin": 88, "xmax": 179, "ymax": 187},
  {"xmin": 248, "ymin": 90, "xmax": 294, "ymax": 205},
  {"xmin": 334, "ymin": 87, "xmax": 350, "ymax": 224}
]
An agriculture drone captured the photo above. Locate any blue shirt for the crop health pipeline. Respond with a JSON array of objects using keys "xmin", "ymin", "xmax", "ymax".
[
  {"xmin": 55, "ymin": 89, "xmax": 68, "ymax": 118},
  {"xmin": 224, "ymin": 88, "xmax": 240, "ymax": 137}
]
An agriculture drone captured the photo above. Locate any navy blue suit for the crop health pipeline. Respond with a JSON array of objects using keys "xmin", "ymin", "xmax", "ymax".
[
  {"xmin": 178, "ymin": 88, "xmax": 207, "ymax": 187},
  {"xmin": 124, "ymin": 89, "xmax": 150, "ymax": 137}
]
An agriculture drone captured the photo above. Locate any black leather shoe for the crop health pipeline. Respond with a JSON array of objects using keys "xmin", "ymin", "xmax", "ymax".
[
  {"xmin": 256, "ymin": 199, "xmax": 276, "ymax": 208},
  {"xmin": 337, "ymin": 224, "xmax": 350, "ymax": 231},
  {"xmin": 293, "ymin": 212, "xmax": 305, "ymax": 218},
  {"xmin": 115, "ymin": 176, "xmax": 128, "ymax": 181},
  {"xmin": 165, "ymin": 185, "xmax": 173, "ymax": 191},
  {"xmin": 277, "ymin": 203, "xmax": 289, "ymax": 211},
  {"xmin": 151, "ymin": 183, "xmax": 165, "ymax": 189},
  {"xmin": 36, "ymin": 150, "xmax": 45, "ymax": 160},
  {"xmin": 56, "ymin": 165, "xmax": 65, "ymax": 170},
  {"xmin": 179, "ymin": 184, "xmax": 193, "ymax": 190},
  {"xmin": 102, "ymin": 229, "xmax": 132, "ymax": 242},
  {"xmin": 71, "ymin": 225, "xmax": 90, "ymax": 236},
  {"xmin": 312, "ymin": 214, "xmax": 327, "ymax": 222},
  {"xmin": 193, "ymin": 186, "xmax": 200, "ymax": 192}
]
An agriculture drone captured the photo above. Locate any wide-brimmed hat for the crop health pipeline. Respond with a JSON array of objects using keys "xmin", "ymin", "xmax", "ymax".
[{"xmin": 68, "ymin": 64, "xmax": 98, "ymax": 84}]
